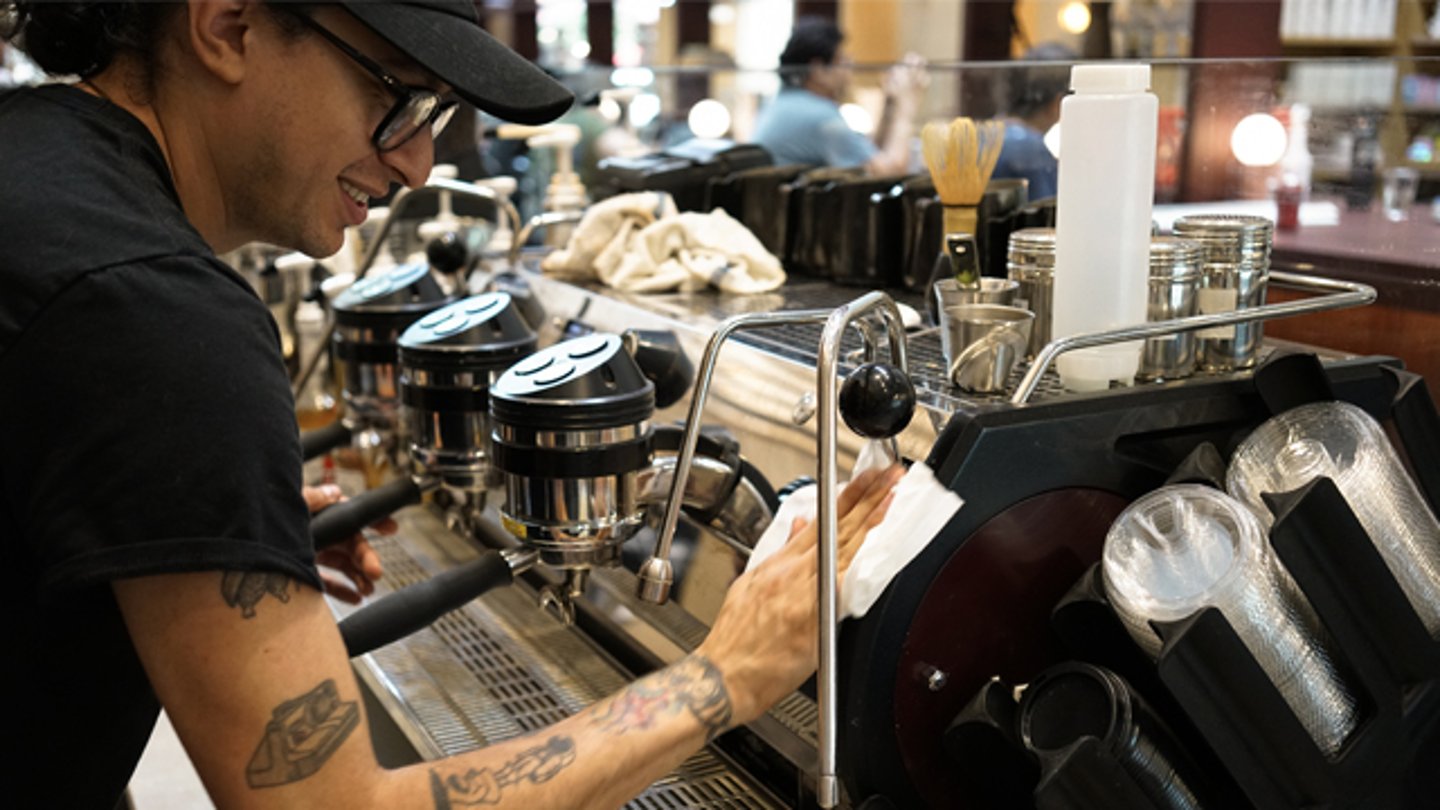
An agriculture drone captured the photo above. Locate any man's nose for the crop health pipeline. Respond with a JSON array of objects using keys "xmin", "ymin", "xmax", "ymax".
[{"xmin": 381, "ymin": 129, "xmax": 437, "ymax": 190}]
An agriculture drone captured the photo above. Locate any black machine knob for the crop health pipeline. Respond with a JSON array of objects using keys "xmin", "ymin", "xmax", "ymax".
[
  {"xmin": 425, "ymin": 231, "xmax": 470, "ymax": 275},
  {"xmin": 840, "ymin": 362, "xmax": 916, "ymax": 439}
]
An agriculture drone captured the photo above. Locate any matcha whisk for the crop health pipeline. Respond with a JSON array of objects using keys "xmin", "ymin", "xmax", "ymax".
[{"xmin": 921, "ymin": 117, "xmax": 1006, "ymax": 287}]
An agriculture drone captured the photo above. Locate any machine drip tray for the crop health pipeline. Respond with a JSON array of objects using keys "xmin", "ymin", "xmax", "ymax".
[{"xmin": 338, "ymin": 507, "xmax": 784, "ymax": 809}]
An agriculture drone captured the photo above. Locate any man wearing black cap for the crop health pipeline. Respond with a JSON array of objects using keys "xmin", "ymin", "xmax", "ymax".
[{"xmin": 0, "ymin": 2, "xmax": 899, "ymax": 808}]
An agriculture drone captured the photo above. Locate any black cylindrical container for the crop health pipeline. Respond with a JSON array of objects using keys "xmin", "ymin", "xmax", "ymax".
[
  {"xmin": 331, "ymin": 262, "xmax": 453, "ymax": 428},
  {"xmin": 489, "ymin": 334, "xmax": 656, "ymax": 569},
  {"xmin": 398, "ymin": 292, "xmax": 536, "ymax": 488},
  {"xmin": 1020, "ymin": 662, "xmax": 1212, "ymax": 810}
]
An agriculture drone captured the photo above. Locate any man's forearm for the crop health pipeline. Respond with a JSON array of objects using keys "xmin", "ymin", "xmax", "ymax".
[{"xmin": 400, "ymin": 654, "xmax": 734, "ymax": 810}]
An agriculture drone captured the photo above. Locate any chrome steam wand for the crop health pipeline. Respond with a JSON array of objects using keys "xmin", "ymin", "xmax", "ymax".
[{"xmin": 636, "ymin": 292, "xmax": 909, "ymax": 809}]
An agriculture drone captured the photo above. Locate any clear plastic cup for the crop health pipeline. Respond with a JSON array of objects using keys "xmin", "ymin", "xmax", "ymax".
[
  {"xmin": 1102, "ymin": 484, "xmax": 1358, "ymax": 756},
  {"xmin": 1226, "ymin": 401, "xmax": 1440, "ymax": 637}
]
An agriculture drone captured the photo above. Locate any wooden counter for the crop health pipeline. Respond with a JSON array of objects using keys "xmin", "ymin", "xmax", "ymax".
[{"xmin": 1264, "ymin": 201, "xmax": 1438, "ymax": 397}]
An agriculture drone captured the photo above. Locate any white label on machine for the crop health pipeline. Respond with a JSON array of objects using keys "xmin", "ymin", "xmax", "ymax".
[{"xmin": 1197, "ymin": 287, "xmax": 1239, "ymax": 340}]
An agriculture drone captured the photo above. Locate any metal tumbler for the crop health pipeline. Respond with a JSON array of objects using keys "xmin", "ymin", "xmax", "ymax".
[
  {"xmin": 1171, "ymin": 214, "xmax": 1272, "ymax": 372},
  {"xmin": 1137, "ymin": 237, "xmax": 1201, "ymax": 382},
  {"xmin": 1007, "ymin": 227, "xmax": 1056, "ymax": 360}
]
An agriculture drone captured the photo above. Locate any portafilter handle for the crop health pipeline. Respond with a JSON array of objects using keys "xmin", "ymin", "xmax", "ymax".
[
  {"xmin": 340, "ymin": 545, "xmax": 538, "ymax": 656},
  {"xmin": 310, "ymin": 475, "xmax": 439, "ymax": 549},
  {"xmin": 299, "ymin": 420, "xmax": 353, "ymax": 462}
]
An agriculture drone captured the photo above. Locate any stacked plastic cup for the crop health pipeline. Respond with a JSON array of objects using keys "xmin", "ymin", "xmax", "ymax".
[
  {"xmin": 1226, "ymin": 401, "xmax": 1440, "ymax": 637},
  {"xmin": 1102, "ymin": 484, "xmax": 1358, "ymax": 756}
]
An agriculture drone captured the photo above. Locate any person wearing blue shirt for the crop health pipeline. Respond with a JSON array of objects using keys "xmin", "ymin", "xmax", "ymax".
[
  {"xmin": 991, "ymin": 43, "xmax": 1076, "ymax": 201},
  {"xmin": 752, "ymin": 17, "xmax": 925, "ymax": 176}
]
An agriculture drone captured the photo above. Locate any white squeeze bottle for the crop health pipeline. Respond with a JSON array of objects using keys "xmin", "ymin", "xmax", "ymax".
[{"xmin": 1052, "ymin": 63, "xmax": 1158, "ymax": 392}]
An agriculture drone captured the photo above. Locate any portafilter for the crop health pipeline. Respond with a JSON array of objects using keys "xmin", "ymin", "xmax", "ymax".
[
  {"xmin": 489, "ymin": 333, "xmax": 657, "ymax": 620},
  {"xmin": 309, "ymin": 292, "xmax": 536, "ymax": 548},
  {"xmin": 303, "ymin": 262, "xmax": 456, "ymax": 479}
]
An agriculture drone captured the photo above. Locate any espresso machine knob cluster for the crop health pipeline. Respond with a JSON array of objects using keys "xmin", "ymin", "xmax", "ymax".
[
  {"xmin": 398, "ymin": 292, "xmax": 536, "ymax": 498},
  {"xmin": 488, "ymin": 333, "xmax": 657, "ymax": 619},
  {"xmin": 327, "ymin": 262, "xmax": 455, "ymax": 480}
]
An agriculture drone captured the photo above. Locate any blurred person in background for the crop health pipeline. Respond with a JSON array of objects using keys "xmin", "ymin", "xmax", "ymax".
[
  {"xmin": 990, "ymin": 42, "xmax": 1076, "ymax": 201},
  {"xmin": 751, "ymin": 15, "xmax": 926, "ymax": 176}
]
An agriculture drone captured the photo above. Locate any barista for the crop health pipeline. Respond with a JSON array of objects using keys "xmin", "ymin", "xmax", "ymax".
[
  {"xmin": 0, "ymin": 2, "xmax": 901, "ymax": 808},
  {"xmin": 752, "ymin": 15, "xmax": 927, "ymax": 176}
]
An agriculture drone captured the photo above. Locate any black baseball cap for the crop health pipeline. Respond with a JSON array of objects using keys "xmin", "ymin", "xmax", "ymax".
[{"xmin": 338, "ymin": 0, "xmax": 574, "ymax": 125}]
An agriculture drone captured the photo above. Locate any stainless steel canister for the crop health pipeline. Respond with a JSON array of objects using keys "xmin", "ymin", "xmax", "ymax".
[
  {"xmin": 1171, "ymin": 214, "xmax": 1273, "ymax": 372},
  {"xmin": 1137, "ymin": 237, "xmax": 1201, "ymax": 382},
  {"xmin": 1006, "ymin": 227, "xmax": 1056, "ymax": 360}
]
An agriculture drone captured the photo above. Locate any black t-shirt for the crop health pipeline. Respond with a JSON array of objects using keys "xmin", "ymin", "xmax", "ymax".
[{"xmin": 0, "ymin": 85, "xmax": 322, "ymax": 808}]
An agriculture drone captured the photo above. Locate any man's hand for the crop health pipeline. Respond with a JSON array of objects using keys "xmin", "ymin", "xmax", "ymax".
[
  {"xmin": 302, "ymin": 484, "xmax": 391, "ymax": 603},
  {"xmin": 696, "ymin": 464, "xmax": 903, "ymax": 726}
]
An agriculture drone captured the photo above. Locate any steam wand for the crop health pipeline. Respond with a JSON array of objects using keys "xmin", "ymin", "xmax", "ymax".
[{"xmin": 635, "ymin": 293, "xmax": 909, "ymax": 809}]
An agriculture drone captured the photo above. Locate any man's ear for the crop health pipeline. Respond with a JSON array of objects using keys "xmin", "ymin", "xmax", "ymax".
[{"xmin": 185, "ymin": 0, "xmax": 254, "ymax": 85}]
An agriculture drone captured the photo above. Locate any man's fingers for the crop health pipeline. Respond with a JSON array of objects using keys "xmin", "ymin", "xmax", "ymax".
[{"xmin": 301, "ymin": 484, "xmax": 344, "ymax": 514}]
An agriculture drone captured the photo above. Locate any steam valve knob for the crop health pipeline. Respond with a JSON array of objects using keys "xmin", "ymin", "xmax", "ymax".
[
  {"xmin": 426, "ymin": 231, "xmax": 470, "ymax": 275},
  {"xmin": 839, "ymin": 362, "xmax": 915, "ymax": 439}
]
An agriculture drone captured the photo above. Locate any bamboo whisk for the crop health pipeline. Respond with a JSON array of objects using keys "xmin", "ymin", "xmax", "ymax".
[{"xmin": 921, "ymin": 117, "xmax": 1006, "ymax": 284}]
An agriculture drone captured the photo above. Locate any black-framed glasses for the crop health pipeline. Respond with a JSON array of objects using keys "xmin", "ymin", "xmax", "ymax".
[{"xmin": 294, "ymin": 13, "xmax": 458, "ymax": 153}]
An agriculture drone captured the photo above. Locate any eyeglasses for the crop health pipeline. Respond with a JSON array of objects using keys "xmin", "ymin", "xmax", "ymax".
[{"xmin": 294, "ymin": 13, "xmax": 458, "ymax": 153}]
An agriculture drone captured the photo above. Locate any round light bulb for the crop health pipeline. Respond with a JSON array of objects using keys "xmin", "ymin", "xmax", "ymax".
[
  {"xmin": 629, "ymin": 93, "xmax": 662, "ymax": 129},
  {"xmin": 1231, "ymin": 113, "xmax": 1289, "ymax": 167},
  {"xmin": 1059, "ymin": 2, "xmax": 1092, "ymax": 34},
  {"xmin": 687, "ymin": 99, "xmax": 732, "ymax": 139}
]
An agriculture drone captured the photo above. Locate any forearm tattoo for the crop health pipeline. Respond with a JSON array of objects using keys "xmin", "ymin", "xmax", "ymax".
[
  {"xmin": 221, "ymin": 571, "xmax": 291, "ymax": 618},
  {"xmin": 588, "ymin": 654, "xmax": 734, "ymax": 743},
  {"xmin": 246, "ymin": 679, "xmax": 359, "ymax": 788},
  {"xmin": 429, "ymin": 737, "xmax": 576, "ymax": 808}
]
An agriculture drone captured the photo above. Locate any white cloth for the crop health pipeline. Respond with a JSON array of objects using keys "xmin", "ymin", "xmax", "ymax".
[
  {"xmin": 746, "ymin": 441, "xmax": 964, "ymax": 619},
  {"xmin": 541, "ymin": 192, "xmax": 786, "ymax": 294}
]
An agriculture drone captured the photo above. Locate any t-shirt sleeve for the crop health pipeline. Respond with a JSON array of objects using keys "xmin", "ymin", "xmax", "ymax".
[
  {"xmin": 0, "ymin": 257, "xmax": 320, "ymax": 597},
  {"xmin": 818, "ymin": 116, "xmax": 878, "ymax": 169}
]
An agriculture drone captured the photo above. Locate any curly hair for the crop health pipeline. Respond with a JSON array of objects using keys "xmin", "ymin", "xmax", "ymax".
[
  {"xmin": 2, "ymin": 1, "xmax": 311, "ymax": 80},
  {"xmin": 1, "ymin": 2, "xmax": 181, "ymax": 78}
]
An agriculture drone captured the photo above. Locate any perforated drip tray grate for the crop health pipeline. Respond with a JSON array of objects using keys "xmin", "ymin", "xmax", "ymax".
[{"xmin": 353, "ymin": 517, "xmax": 783, "ymax": 809}]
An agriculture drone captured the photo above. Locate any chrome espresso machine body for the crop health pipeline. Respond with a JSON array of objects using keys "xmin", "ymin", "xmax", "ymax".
[{"xmin": 338, "ymin": 265, "xmax": 1439, "ymax": 810}]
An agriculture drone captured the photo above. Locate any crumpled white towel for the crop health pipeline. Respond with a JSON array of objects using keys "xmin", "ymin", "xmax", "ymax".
[
  {"xmin": 541, "ymin": 192, "xmax": 786, "ymax": 294},
  {"xmin": 745, "ymin": 441, "xmax": 964, "ymax": 619}
]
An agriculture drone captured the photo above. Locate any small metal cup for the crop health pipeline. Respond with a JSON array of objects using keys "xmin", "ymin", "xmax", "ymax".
[
  {"xmin": 933, "ymin": 276, "xmax": 1020, "ymax": 311},
  {"xmin": 940, "ymin": 304, "xmax": 1035, "ymax": 393}
]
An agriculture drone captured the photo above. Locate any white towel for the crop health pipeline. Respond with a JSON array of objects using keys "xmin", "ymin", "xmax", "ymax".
[
  {"xmin": 541, "ymin": 193, "xmax": 786, "ymax": 294},
  {"xmin": 746, "ymin": 441, "xmax": 964, "ymax": 619}
]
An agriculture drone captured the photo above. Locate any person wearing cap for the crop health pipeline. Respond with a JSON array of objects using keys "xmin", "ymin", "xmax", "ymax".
[
  {"xmin": 0, "ymin": 2, "xmax": 901, "ymax": 808},
  {"xmin": 751, "ymin": 16, "xmax": 927, "ymax": 176}
]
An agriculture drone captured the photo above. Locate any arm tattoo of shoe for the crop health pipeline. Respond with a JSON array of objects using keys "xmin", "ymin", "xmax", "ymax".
[
  {"xmin": 429, "ymin": 736, "xmax": 576, "ymax": 808},
  {"xmin": 588, "ymin": 654, "xmax": 734, "ymax": 743},
  {"xmin": 221, "ymin": 571, "xmax": 291, "ymax": 618},
  {"xmin": 246, "ymin": 679, "xmax": 359, "ymax": 788}
]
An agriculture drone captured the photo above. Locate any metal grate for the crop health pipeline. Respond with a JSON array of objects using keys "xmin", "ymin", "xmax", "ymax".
[{"xmin": 361, "ymin": 531, "xmax": 782, "ymax": 808}]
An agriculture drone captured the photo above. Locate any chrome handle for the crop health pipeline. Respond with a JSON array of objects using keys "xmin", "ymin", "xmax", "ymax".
[{"xmin": 1010, "ymin": 271, "xmax": 1377, "ymax": 405}]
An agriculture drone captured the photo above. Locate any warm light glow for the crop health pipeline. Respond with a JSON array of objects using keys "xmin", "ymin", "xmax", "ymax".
[
  {"xmin": 1231, "ymin": 113, "xmax": 1289, "ymax": 167},
  {"xmin": 709, "ymin": 3, "xmax": 737, "ymax": 25},
  {"xmin": 569, "ymin": 40, "xmax": 591, "ymax": 61},
  {"xmin": 688, "ymin": 99, "xmax": 733, "ymax": 139},
  {"xmin": 1044, "ymin": 122, "xmax": 1062, "ymax": 159},
  {"xmin": 610, "ymin": 67, "xmax": 655, "ymax": 88},
  {"xmin": 598, "ymin": 97, "xmax": 622, "ymax": 124},
  {"xmin": 630, "ymin": 93, "xmax": 662, "ymax": 128},
  {"xmin": 838, "ymin": 103, "xmax": 875, "ymax": 136},
  {"xmin": 1059, "ymin": 2, "xmax": 1092, "ymax": 35}
]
